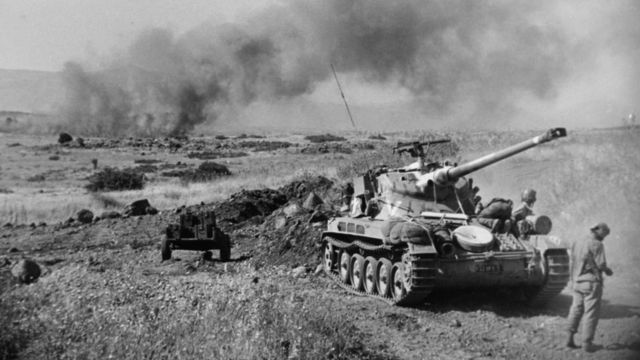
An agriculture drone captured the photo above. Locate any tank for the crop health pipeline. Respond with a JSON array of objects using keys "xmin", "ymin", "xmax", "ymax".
[
  {"xmin": 162, "ymin": 210, "xmax": 231, "ymax": 261},
  {"xmin": 321, "ymin": 128, "xmax": 569, "ymax": 306}
]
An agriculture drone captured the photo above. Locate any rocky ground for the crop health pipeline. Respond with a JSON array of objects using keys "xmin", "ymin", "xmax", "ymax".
[{"xmin": 1, "ymin": 174, "xmax": 639, "ymax": 360}]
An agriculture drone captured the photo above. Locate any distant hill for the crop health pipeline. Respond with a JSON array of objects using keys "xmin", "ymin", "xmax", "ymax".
[{"xmin": 0, "ymin": 69, "xmax": 63, "ymax": 113}]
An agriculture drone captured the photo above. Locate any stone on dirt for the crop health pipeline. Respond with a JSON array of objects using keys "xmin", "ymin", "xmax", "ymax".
[
  {"xmin": 11, "ymin": 258, "xmax": 41, "ymax": 284},
  {"xmin": 291, "ymin": 266, "xmax": 307, "ymax": 278},
  {"xmin": 274, "ymin": 216, "xmax": 287, "ymax": 229},
  {"xmin": 76, "ymin": 209, "xmax": 94, "ymax": 224},
  {"xmin": 123, "ymin": 199, "xmax": 157, "ymax": 216},
  {"xmin": 58, "ymin": 132, "xmax": 73, "ymax": 144},
  {"xmin": 283, "ymin": 203, "xmax": 303, "ymax": 218},
  {"xmin": 314, "ymin": 264, "xmax": 324, "ymax": 276}
]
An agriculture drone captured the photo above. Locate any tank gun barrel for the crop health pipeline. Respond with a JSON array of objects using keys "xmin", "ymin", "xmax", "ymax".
[{"xmin": 418, "ymin": 128, "xmax": 566, "ymax": 187}]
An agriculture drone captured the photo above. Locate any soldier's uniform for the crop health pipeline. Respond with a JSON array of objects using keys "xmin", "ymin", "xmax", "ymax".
[
  {"xmin": 513, "ymin": 189, "xmax": 536, "ymax": 236},
  {"xmin": 512, "ymin": 202, "xmax": 534, "ymax": 221},
  {"xmin": 566, "ymin": 222, "xmax": 613, "ymax": 352}
]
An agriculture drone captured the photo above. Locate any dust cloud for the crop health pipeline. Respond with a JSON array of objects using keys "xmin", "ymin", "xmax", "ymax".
[{"xmin": 57, "ymin": 0, "xmax": 640, "ymax": 135}]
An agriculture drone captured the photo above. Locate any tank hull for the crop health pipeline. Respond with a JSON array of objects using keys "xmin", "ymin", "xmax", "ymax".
[{"xmin": 323, "ymin": 216, "xmax": 569, "ymax": 306}]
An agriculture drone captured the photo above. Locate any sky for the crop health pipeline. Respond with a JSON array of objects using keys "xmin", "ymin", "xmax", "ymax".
[
  {"xmin": 0, "ymin": 0, "xmax": 639, "ymax": 132},
  {"xmin": 0, "ymin": 0, "xmax": 274, "ymax": 71}
]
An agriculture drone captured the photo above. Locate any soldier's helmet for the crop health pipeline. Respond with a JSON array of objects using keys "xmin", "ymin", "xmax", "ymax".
[
  {"xmin": 590, "ymin": 222, "xmax": 610, "ymax": 238},
  {"xmin": 521, "ymin": 188, "xmax": 537, "ymax": 203}
]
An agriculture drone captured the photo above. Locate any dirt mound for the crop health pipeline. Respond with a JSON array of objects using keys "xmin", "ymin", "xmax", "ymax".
[
  {"xmin": 279, "ymin": 176, "xmax": 334, "ymax": 200},
  {"xmin": 220, "ymin": 175, "xmax": 338, "ymax": 267},
  {"xmin": 215, "ymin": 189, "xmax": 288, "ymax": 225},
  {"xmin": 212, "ymin": 175, "xmax": 335, "ymax": 228},
  {"xmin": 247, "ymin": 206, "xmax": 339, "ymax": 268}
]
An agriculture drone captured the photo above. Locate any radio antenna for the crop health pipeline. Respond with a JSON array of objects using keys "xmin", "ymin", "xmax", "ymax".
[{"xmin": 330, "ymin": 63, "xmax": 357, "ymax": 129}]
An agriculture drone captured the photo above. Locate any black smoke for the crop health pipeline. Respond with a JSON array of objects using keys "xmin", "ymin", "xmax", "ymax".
[{"xmin": 57, "ymin": 0, "xmax": 640, "ymax": 135}]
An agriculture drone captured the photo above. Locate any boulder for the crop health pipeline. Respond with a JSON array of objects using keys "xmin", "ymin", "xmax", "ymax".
[
  {"xmin": 11, "ymin": 259, "xmax": 41, "ymax": 284},
  {"xmin": 58, "ymin": 132, "xmax": 73, "ymax": 144},
  {"xmin": 76, "ymin": 209, "xmax": 94, "ymax": 224},
  {"xmin": 123, "ymin": 199, "xmax": 157, "ymax": 216},
  {"xmin": 302, "ymin": 192, "xmax": 324, "ymax": 210}
]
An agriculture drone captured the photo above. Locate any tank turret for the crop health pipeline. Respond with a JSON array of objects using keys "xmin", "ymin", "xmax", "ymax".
[{"xmin": 361, "ymin": 128, "xmax": 566, "ymax": 218}]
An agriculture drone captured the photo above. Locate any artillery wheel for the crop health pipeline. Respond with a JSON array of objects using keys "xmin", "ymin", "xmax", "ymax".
[
  {"xmin": 363, "ymin": 256, "xmax": 378, "ymax": 295},
  {"xmin": 161, "ymin": 238, "xmax": 172, "ymax": 261},
  {"xmin": 339, "ymin": 251, "xmax": 351, "ymax": 285},
  {"xmin": 391, "ymin": 262, "xmax": 407, "ymax": 301},
  {"xmin": 376, "ymin": 258, "xmax": 393, "ymax": 297},
  {"xmin": 323, "ymin": 242, "xmax": 335, "ymax": 273},
  {"xmin": 350, "ymin": 254, "xmax": 366, "ymax": 291}
]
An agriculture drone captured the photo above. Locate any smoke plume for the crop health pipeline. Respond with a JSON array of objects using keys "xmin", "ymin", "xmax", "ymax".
[{"xmin": 58, "ymin": 0, "xmax": 640, "ymax": 135}]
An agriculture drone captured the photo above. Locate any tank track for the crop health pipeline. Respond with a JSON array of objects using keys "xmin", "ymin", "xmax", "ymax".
[
  {"xmin": 323, "ymin": 236, "xmax": 438, "ymax": 306},
  {"xmin": 528, "ymin": 251, "xmax": 570, "ymax": 306}
]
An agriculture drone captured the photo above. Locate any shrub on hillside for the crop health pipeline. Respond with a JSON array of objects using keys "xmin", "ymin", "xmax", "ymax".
[
  {"xmin": 86, "ymin": 167, "xmax": 145, "ymax": 192},
  {"xmin": 304, "ymin": 133, "xmax": 346, "ymax": 143},
  {"xmin": 177, "ymin": 161, "xmax": 231, "ymax": 183}
]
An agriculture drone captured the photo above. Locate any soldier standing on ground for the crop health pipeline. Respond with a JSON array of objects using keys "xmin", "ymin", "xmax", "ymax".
[{"xmin": 566, "ymin": 222, "xmax": 614, "ymax": 352}]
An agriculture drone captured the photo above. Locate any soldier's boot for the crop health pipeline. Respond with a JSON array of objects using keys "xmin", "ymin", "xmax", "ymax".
[
  {"xmin": 565, "ymin": 332, "xmax": 578, "ymax": 349},
  {"xmin": 582, "ymin": 341, "xmax": 595, "ymax": 353}
]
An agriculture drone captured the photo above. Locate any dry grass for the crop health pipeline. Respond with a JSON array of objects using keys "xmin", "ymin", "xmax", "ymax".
[
  {"xmin": 1, "ymin": 258, "xmax": 384, "ymax": 360},
  {"xmin": 2, "ymin": 128, "xmax": 639, "ymax": 229}
]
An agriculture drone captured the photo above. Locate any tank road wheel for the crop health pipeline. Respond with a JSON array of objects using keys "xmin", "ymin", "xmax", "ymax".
[
  {"xmin": 323, "ymin": 242, "xmax": 335, "ymax": 273},
  {"xmin": 339, "ymin": 251, "xmax": 352, "ymax": 285},
  {"xmin": 161, "ymin": 238, "xmax": 172, "ymax": 261},
  {"xmin": 363, "ymin": 256, "xmax": 378, "ymax": 295},
  {"xmin": 350, "ymin": 254, "xmax": 366, "ymax": 291},
  {"xmin": 376, "ymin": 258, "xmax": 393, "ymax": 297},
  {"xmin": 391, "ymin": 262, "xmax": 407, "ymax": 301}
]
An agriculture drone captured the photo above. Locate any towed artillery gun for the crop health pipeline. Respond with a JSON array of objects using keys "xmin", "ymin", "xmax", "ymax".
[
  {"xmin": 322, "ymin": 128, "xmax": 569, "ymax": 306},
  {"xmin": 162, "ymin": 210, "xmax": 230, "ymax": 261}
]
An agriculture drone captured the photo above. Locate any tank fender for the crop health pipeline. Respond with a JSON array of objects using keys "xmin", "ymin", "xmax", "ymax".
[
  {"xmin": 408, "ymin": 243, "xmax": 437, "ymax": 255},
  {"xmin": 528, "ymin": 235, "xmax": 569, "ymax": 255}
]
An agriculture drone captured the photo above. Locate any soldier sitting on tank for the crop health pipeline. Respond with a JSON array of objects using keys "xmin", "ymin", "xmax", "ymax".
[
  {"xmin": 513, "ymin": 189, "xmax": 536, "ymax": 236},
  {"xmin": 350, "ymin": 194, "xmax": 365, "ymax": 217},
  {"xmin": 350, "ymin": 189, "xmax": 378, "ymax": 218},
  {"xmin": 364, "ymin": 196, "xmax": 380, "ymax": 218},
  {"xmin": 340, "ymin": 182, "xmax": 354, "ymax": 212},
  {"xmin": 477, "ymin": 198, "xmax": 513, "ymax": 233}
]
